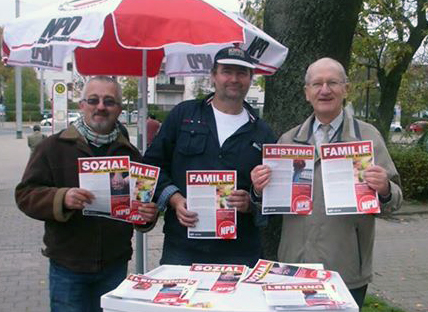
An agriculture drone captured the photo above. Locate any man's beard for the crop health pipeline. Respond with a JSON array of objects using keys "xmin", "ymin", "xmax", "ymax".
[{"xmin": 87, "ymin": 114, "xmax": 114, "ymax": 134}]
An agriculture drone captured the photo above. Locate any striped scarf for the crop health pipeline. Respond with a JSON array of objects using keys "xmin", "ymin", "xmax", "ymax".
[{"xmin": 73, "ymin": 116, "xmax": 119, "ymax": 147}]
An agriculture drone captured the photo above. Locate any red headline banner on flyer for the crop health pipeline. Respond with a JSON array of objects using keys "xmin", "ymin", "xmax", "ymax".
[
  {"xmin": 263, "ymin": 144, "xmax": 315, "ymax": 159},
  {"xmin": 187, "ymin": 171, "xmax": 236, "ymax": 186},
  {"xmin": 130, "ymin": 163, "xmax": 159, "ymax": 179},
  {"xmin": 321, "ymin": 141, "xmax": 372, "ymax": 160},
  {"xmin": 78, "ymin": 156, "xmax": 129, "ymax": 173}
]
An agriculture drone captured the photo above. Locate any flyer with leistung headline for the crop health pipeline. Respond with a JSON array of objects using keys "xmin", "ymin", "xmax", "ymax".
[
  {"xmin": 79, "ymin": 156, "xmax": 131, "ymax": 221},
  {"xmin": 262, "ymin": 144, "xmax": 315, "ymax": 215},
  {"xmin": 110, "ymin": 274, "xmax": 198, "ymax": 306},
  {"xmin": 320, "ymin": 140, "xmax": 380, "ymax": 215},
  {"xmin": 186, "ymin": 170, "xmax": 237, "ymax": 239}
]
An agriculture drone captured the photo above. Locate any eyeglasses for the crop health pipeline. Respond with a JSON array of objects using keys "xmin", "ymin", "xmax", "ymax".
[
  {"xmin": 83, "ymin": 97, "xmax": 118, "ymax": 107},
  {"xmin": 307, "ymin": 80, "xmax": 345, "ymax": 91}
]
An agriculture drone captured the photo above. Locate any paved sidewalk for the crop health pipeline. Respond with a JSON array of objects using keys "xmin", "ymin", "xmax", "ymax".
[{"xmin": 0, "ymin": 129, "xmax": 427, "ymax": 311}]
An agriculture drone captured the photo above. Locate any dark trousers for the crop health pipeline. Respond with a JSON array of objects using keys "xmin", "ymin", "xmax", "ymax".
[
  {"xmin": 49, "ymin": 260, "xmax": 127, "ymax": 312},
  {"xmin": 349, "ymin": 284, "xmax": 368, "ymax": 310}
]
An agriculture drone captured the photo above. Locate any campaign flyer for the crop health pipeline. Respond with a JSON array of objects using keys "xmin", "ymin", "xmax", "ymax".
[
  {"xmin": 111, "ymin": 274, "xmax": 198, "ymax": 306},
  {"xmin": 189, "ymin": 264, "xmax": 248, "ymax": 293},
  {"xmin": 78, "ymin": 156, "xmax": 131, "ymax": 221},
  {"xmin": 320, "ymin": 140, "xmax": 380, "ymax": 215},
  {"xmin": 129, "ymin": 161, "xmax": 160, "ymax": 224},
  {"xmin": 242, "ymin": 259, "xmax": 331, "ymax": 284},
  {"xmin": 262, "ymin": 281, "xmax": 345, "ymax": 309},
  {"xmin": 186, "ymin": 170, "xmax": 237, "ymax": 239},
  {"xmin": 262, "ymin": 144, "xmax": 315, "ymax": 214}
]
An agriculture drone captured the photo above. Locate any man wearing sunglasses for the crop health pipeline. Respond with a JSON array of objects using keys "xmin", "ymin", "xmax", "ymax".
[{"xmin": 15, "ymin": 76, "xmax": 158, "ymax": 312}]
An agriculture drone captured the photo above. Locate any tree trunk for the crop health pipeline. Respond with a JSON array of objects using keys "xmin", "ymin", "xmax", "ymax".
[{"xmin": 261, "ymin": 0, "xmax": 363, "ymax": 260}]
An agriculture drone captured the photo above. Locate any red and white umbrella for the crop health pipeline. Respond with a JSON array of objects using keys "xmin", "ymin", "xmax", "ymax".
[
  {"xmin": 2, "ymin": 0, "xmax": 288, "ymax": 76},
  {"xmin": 2, "ymin": 0, "xmax": 288, "ymax": 273}
]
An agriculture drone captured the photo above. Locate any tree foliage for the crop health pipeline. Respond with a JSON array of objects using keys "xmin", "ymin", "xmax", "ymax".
[
  {"xmin": 122, "ymin": 77, "xmax": 138, "ymax": 107},
  {"xmin": 351, "ymin": 0, "xmax": 428, "ymax": 140},
  {"xmin": 4, "ymin": 67, "xmax": 40, "ymax": 108}
]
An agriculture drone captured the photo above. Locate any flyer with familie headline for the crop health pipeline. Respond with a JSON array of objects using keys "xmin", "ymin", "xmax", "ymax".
[
  {"xmin": 320, "ymin": 140, "xmax": 380, "ymax": 215},
  {"xmin": 262, "ymin": 144, "xmax": 315, "ymax": 215},
  {"xmin": 186, "ymin": 170, "xmax": 237, "ymax": 240},
  {"xmin": 129, "ymin": 161, "xmax": 160, "ymax": 225}
]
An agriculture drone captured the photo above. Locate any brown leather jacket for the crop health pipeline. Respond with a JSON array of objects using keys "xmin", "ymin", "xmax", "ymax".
[{"xmin": 16, "ymin": 125, "xmax": 150, "ymax": 273}]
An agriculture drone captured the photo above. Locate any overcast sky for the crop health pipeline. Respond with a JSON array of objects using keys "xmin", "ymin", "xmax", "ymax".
[{"xmin": 0, "ymin": 0, "xmax": 241, "ymax": 26}]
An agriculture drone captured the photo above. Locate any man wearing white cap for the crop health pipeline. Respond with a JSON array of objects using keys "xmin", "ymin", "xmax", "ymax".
[{"xmin": 144, "ymin": 46, "xmax": 276, "ymax": 266}]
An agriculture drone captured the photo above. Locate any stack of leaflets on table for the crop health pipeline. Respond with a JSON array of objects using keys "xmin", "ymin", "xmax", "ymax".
[
  {"xmin": 188, "ymin": 263, "xmax": 248, "ymax": 293},
  {"xmin": 242, "ymin": 259, "xmax": 332, "ymax": 284},
  {"xmin": 110, "ymin": 274, "xmax": 198, "ymax": 306},
  {"xmin": 262, "ymin": 281, "xmax": 346, "ymax": 310}
]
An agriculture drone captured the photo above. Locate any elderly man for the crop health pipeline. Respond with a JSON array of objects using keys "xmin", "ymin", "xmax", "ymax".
[
  {"xmin": 143, "ymin": 47, "xmax": 276, "ymax": 267},
  {"xmin": 251, "ymin": 57, "xmax": 402, "ymax": 309},
  {"xmin": 15, "ymin": 76, "xmax": 158, "ymax": 312}
]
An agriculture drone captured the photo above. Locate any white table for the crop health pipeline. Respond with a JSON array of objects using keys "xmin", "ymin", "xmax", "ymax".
[{"xmin": 102, "ymin": 265, "xmax": 359, "ymax": 312}]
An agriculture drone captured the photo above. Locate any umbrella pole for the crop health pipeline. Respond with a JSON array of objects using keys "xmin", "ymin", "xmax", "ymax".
[{"xmin": 136, "ymin": 50, "xmax": 149, "ymax": 274}]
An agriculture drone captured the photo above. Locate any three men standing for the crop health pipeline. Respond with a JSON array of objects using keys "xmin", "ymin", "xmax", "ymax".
[{"xmin": 15, "ymin": 76, "xmax": 158, "ymax": 312}]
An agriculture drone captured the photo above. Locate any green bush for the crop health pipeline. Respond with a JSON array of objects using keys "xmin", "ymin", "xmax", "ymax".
[{"xmin": 389, "ymin": 144, "xmax": 428, "ymax": 201}]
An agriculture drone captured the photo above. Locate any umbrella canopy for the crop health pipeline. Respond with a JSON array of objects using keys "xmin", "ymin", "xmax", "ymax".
[{"xmin": 2, "ymin": 0, "xmax": 288, "ymax": 77}]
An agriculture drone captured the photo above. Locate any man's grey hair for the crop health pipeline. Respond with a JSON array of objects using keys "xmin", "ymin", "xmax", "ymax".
[
  {"xmin": 304, "ymin": 57, "xmax": 348, "ymax": 85},
  {"xmin": 81, "ymin": 76, "xmax": 122, "ymax": 105}
]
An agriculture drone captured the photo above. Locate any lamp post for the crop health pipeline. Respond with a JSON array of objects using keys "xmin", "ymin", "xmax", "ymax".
[{"xmin": 15, "ymin": 0, "xmax": 23, "ymax": 139}]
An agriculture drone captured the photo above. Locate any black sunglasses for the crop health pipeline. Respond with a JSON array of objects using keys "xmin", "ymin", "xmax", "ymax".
[{"xmin": 83, "ymin": 98, "xmax": 118, "ymax": 107}]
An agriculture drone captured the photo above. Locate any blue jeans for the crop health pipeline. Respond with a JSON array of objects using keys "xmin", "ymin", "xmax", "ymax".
[{"xmin": 49, "ymin": 260, "xmax": 127, "ymax": 312}]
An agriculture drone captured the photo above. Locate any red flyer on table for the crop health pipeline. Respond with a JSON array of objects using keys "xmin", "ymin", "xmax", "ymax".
[
  {"xmin": 189, "ymin": 264, "xmax": 248, "ymax": 293},
  {"xmin": 129, "ymin": 162, "xmax": 160, "ymax": 224},
  {"xmin": 262, "ymin": 144, "xmax": 315, "ymax": 215},
  {"xmin": 262, "ymin": 281, "xmax": 345, "ymax": 309},
  {"xmin": 111, "ymin": 274, "xmax": 198, "ymax": 306},
  {"xmin": 320, "ymin": 140, "xmax": 380, "ymax": 215},
  {"xmin": 78, "ymin": 156, "xmax": 131, "ymax": 221},
  {"xmin": 242, "ymin": 260, "xmax": 331, "ymax": 284},
  {"xmin": 186, "ymin": 170, "xmax": 237, "ymax": 239}
]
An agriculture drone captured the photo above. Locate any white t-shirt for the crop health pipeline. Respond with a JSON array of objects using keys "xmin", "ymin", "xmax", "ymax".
[{"xmin": 212, "ymin": 105, "xmax": 249, "ymax": 147}]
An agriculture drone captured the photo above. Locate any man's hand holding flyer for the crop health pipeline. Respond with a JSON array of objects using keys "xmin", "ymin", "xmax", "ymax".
[
  {"xmin": 78, "ymin": 157, "xmax": 160, "ymax": 224},
  {"xmin": 186, "ymin": 170, "xmax": 237, "ymax": 239},
  {"xmin": 262, "ymin": 144, "xmax": 315, "ymax": 214},
  {"xmin": 320, "ymin": 141, "xmax": 380, "ymax": 215}
]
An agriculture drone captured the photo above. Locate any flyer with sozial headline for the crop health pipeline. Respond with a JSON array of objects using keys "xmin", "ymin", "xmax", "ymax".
[
  {"xmin": 78, "ymin": 156, "xmax": 131, "ymax": 221},
  {"xmin": 262, "ymin": 144, "xmax": 315, "ymax": 215},
  {"xmin": 186, "ymin": 170, "xmax": 237, "ymax": 239},
  {"xmin": 320, "ymin": 140, "xmax": 380, "ymax": 215}
]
